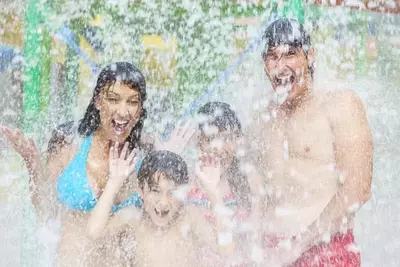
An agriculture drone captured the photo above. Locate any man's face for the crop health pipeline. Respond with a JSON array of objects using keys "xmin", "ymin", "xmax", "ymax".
[
  {"xmin": 142, "ymin": 173, "xmax": 183, "ymax": 228},
  {"xmin": 264, "ymin": 44, "xmax": 314, "ymax": 105}
]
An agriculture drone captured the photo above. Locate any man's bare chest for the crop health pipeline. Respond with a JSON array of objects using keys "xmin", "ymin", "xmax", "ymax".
[{"xmin": 262, "ymin": 111, "xmax": 335, "ymax": 163}]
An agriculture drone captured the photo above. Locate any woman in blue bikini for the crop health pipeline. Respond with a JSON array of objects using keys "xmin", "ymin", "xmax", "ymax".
[{"xmin": 2, "ymin": 62, "xmax": 146, "ymax": 266}]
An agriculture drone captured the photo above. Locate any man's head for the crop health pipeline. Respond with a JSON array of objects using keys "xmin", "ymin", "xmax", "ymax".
[
  {"xmin": 262, "ymin": 18, "xmax": 314, "ymax": 105},
  {"xmin": 137, "ymin": 150, "xmax": 189, "ymax": 228}
]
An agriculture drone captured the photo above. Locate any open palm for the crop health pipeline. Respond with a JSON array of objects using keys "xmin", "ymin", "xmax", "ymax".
[
  {"xmin": 2, "ymin": 126, "xmax": 41, "ymax": 173},
  {"xmin": 154, "ymin": 120, "xmax": 197, "ymax": 155},
  {"xmin": 109, "ymin": 142, "xmax": 139, "ymax": 188},
  {"xmin": 195, "ymin": 154, "xmax": 222, "ymax": 193}
]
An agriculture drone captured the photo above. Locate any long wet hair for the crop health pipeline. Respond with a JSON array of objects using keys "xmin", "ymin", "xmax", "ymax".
[
  {"xmin": 47, "ymin": 62, "xmax": 147, "ymax": 154},
  {"xmin": 78, "ymin": 62, "xmax": 147, "ymax": 150},
  {"xmin": 197, "ymin": 102, "xmax": 251, "ymax": 211},
  {"xmin": 262, "ymin": 18, "xmax": 314, "ymax": 78}
]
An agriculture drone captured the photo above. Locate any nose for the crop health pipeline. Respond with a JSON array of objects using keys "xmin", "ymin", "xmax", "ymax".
[
  {"xmin": 157, "ymin": 193, "xmax": 170, "ymax": 209},
  {"xmin": 116, "ymin": 103, "xmax": 130, "ymax": 118},
  {"xmin": 275, "ymin": 54, "xmax": 287, "ymax": 69}
]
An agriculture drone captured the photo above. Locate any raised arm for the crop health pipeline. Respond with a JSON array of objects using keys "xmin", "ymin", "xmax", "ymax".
[
  {"xmin": 2, "ymin": 125, "xmax": 71, "ymax": 219},
  {"xmin": 87, "ymin": 142, "xmax": 140, "ymax": 239}
]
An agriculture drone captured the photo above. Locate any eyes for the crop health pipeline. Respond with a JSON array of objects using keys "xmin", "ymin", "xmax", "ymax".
[
  {"xmin": 266, "ymin": 49, "xmax": 297, "ymax": 61},
  {"xmin": 106, "ymin": 96, "xmax": 140, "ymax": 106},
  {"xmin": 151, "ymin": 188, "xmax": 160, "ymax": 193},
  {"xmin": 150, "ymin": 187, "xmax": 174, "ymax": 197}
]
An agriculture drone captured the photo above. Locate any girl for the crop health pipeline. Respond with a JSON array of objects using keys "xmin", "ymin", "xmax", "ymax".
[{"xmin": 187, "ymin": 102, "xmax": 264, "ymax": 265}]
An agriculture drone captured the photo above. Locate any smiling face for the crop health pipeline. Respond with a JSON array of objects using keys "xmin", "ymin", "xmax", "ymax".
[
  {"xmin": 264, "ymin": 44, "xmax": 314, "ymax": 105},
  {"xmin": 141, "ymin": 173, "xmax": 183, "ymax": 228},
  {"xmin": 96, "ymin": 82, "xmax": 142, "ymax": 142},
  {"xmin": 197, "ymin": 128, "xmax": 237, "ymax": 169}
]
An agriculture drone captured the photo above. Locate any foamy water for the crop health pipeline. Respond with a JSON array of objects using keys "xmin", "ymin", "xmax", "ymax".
[{"xmin": 1, "ymin": 1, "xmax": 400, "ymax": 266}]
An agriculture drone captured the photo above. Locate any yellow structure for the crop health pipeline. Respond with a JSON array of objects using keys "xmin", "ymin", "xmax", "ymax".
[
  {"xmin": 0, "ymin": 13, "xmax": 24, "ymax": 48},
  {"xmin": 141, "ymin": 35, "xmax": 176, "ymax": 89}
]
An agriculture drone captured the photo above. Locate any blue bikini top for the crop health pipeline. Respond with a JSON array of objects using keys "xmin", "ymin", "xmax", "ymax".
[{"xmin": 56, "ymin": 135, "xmax": 142, "ymax": 213}]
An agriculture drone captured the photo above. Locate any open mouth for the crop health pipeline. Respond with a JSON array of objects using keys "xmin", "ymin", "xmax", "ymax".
[
  {"xmin": 111, "ymin": 119, "xmax": 130, "ymax": 135},
  {"xmin": 272, "ymin": 74, "xmax": 296, "ymax": 104},
  {"xmin": 154, "ymin": 208, "xmax": 169, "ymax": 218},
  {"xmin": 273, "ymin": 74, "xmax": 296, "ymax": 92}
]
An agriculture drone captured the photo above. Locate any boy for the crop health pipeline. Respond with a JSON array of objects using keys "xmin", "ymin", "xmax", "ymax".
[{"xmin": 87, "ymin": 144, "xmax": 236, "ymax": 267}]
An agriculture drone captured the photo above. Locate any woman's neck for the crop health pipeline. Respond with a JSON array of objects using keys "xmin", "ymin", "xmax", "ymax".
[{"xmin": 91, "ymin": 128, "xmax": 112, "ymax": 159}]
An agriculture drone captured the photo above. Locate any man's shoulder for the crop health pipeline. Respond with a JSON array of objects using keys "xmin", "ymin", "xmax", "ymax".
[{"xmin": 317, "ymin": 89, "xmax": 364, "ymax": 116}]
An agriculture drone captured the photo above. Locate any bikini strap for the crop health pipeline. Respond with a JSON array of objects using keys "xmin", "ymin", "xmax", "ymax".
[{"xmin": 78, "ymin": 134, "xmax": 94, "ymax": 159}]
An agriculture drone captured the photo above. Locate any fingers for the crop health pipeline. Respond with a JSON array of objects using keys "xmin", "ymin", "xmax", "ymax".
[
  {"xmin": 120, "ymin": 142, "xmax": 129, "ymax": 160},
  {"xmin": 1, "ymin": 126, "xmax": 10, "ymax": 136},
  {"xmin": 127, "ymin": 148, "xmax": 138, "ymax": 165},
  {"xmin": 2, "ymin": 126, "xmax": 17, "ymax": 143},
  {"xmin": 175, "ymin": 120, "xmax": 186, "ymax": 136},
  {"xmin": 182, "ymin": 120, "xmax": 197, "ymax": 140},
  {"xmin": 177, "ymin": 120, "xmax": 197, "ymax": 141},
  {"xmin": 199, "ymin": 153, "xmax": 220, "ymax": 168},
  {"xmin": 110, "ymin": 142, "xmax": 119, "ymax": 161}
]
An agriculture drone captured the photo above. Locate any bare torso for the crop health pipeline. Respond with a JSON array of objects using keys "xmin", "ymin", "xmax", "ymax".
[
  {"xmin": 252, "ymin": 92, "xmax": 345, "ymax": 235},
  {"xmin": 132, "ymin": 210, "xmax": 199, "ymax": 267}
]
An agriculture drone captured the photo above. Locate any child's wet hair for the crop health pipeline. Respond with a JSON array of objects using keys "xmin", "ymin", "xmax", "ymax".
[
  {"xmin": 197, "ymin": 102, "xmax": 251, "ymax": 211},
  {"xmin": 197, "ymin": 101, "xmax": 242, "ymax": 138},
  {"xmin": 137, "ymin": 150, "xmax": 189, "ymax": 190}
]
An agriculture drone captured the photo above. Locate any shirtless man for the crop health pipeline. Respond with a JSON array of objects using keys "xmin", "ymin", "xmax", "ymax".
[
  {"xmin": 250, "ymin": 18, "xmax": 373, "ymax": 266},
  {"xmin": 87, "ymin": 147, "xmax": 236, "ymax": 267}
]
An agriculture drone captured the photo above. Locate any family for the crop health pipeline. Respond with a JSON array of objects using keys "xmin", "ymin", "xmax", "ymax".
[{"xmin": 2, "ymin": 18, "xmax": 373, "ymax": 267}]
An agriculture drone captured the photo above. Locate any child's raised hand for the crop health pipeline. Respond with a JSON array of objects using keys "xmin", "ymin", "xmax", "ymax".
[
  {"xmin": 195, "ymin": 154, "xmax": 221, "ymax": 194},
  {"xmin": 109, "ymin": 142, "xmax": 139, "ymax": 188},
  {"xmin": 154, "ymin": 120, "xmax": 197, "ymax": 155}
]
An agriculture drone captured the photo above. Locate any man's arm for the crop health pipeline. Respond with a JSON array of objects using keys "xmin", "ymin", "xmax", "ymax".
[{"xmin": 297, "ymin": 90, "xmax": 373, "ymax": 252}]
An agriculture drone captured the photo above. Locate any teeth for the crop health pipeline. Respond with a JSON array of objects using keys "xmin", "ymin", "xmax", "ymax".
[
  {"xmin": 155, "ymin": 208, "xmax": 169, "ymax": 217},
  {"xmin": 114, "ymin": 120, "xmax": 128, "ymax": 125}
]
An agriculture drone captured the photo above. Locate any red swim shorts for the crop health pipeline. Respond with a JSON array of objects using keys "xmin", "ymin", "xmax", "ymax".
[{"xmin": 291, "ymin": 229, "xmax": 361, "ymax": 267}]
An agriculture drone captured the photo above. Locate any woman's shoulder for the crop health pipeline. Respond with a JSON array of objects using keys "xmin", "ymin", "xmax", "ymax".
[
  {"xmin": 47, "ymin": 121, "xmax": 80, "ymax": 153},
  {"xmin": 46, "ymin": 121, "xmax": 82, "ymax": 167}
]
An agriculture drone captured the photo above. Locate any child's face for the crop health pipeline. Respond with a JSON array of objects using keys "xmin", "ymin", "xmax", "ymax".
[
  {"xmin": 142, "ymin": 173, "xmax": 184, "ymax": 228},
  {"xmin": 197, "ymin": 129, "xmax": 237, "ymax": 167}
]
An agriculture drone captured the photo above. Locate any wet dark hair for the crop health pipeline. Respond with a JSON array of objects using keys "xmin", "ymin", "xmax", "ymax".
[
  {"xmin": 78, "ymin": 62, "xmax": 147, "ymax": 150},
  {"xmin": 137, "ymin": 150, "xmax": 189, "ymax": 190},
  {"xmin": 197, "ymin": 102, "xmax": 242, "ymax": 137},
  {"xmin": 197, "ymin": 102, "xmax": 251, "ymax": 211},
  {"xmin": 262, "ymin": 18, "xmax": 314, "ymax": 77}
]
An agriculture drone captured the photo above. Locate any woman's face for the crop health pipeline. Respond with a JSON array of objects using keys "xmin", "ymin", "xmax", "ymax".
[{"xmin": 96, "ymin": 82, "xmax": 142, "ymax": 142}]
